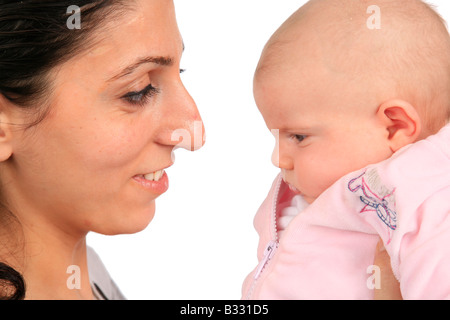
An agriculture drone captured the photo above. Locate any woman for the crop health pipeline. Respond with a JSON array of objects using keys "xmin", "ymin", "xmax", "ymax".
[{"xmin": 0, "ymin": 0, "xmax": 203, "ymax": 299}]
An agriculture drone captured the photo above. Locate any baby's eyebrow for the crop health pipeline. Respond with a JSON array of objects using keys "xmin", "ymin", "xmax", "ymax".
[
  {"xmin": 278, "ymin": 125, "xmax": 311, "ymax": 132},
  {"xmin": 107, "ymin": 56, "xmax": 174, "ymax": 82}
]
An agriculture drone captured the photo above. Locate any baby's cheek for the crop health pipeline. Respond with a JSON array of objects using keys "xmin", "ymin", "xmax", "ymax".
[
  {"xmin": 294, "ymin": 164, "xmax": 329, "ymax": 199},
  {"xmin": 310, "ymin": 159, "xmax": 353, "ymax": 196}
]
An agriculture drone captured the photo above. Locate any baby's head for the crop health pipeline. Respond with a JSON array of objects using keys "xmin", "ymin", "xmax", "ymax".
[{"xmin": 254, "ymin": 0, "xmax": 450, "ymax": 204}]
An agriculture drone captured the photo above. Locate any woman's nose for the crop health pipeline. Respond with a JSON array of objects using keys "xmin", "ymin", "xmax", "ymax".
[
  {"xmin": 171, "ymin": 118, "xmax": 205, "ymax": 151},
  {"xmin": 161, "ymin": 82, "xmax": 206, "ymax": 151}
]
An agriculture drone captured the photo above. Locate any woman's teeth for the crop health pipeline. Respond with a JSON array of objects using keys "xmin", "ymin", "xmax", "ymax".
[{"xmin": 144, "ymin": 170, "xmax": 164, "ymax": 182}]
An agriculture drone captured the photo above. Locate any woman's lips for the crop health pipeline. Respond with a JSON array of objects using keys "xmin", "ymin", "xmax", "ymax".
[{"xmin": 133, "ymin": 170, "xmax": 169, "ymax": 194}]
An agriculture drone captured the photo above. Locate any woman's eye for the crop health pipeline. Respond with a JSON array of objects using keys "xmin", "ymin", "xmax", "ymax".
[{"xmin": 121, "ymin": 84, "xmax": 159, "ymax": 106}]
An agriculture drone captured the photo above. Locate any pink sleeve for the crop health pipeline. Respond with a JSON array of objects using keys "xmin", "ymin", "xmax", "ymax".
[{"xmin": 396, "ymin": 187, "xmax": 450, "ymax": 299}]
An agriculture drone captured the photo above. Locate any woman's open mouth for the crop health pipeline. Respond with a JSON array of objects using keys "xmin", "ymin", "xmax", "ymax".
[
  {"xmin": 133, "ymin": 169, "xmax": 169, "ymax": 194},
  {"xmin": 137, "ymin": 169, "xmax": 165, "ymax": 182}
]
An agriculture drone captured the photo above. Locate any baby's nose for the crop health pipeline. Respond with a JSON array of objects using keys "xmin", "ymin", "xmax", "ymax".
[{"xmin": 272, "ymin": 141, "xmax": 293, "ymax": 170}]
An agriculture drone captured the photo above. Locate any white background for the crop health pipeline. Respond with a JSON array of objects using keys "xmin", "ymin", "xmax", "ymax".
[{"xmin": 87, "ymin": 0, "xmax": 450, "ymax": 300}]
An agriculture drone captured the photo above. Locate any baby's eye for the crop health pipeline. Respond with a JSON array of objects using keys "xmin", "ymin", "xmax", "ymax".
[{"xmin": 291, "ymin": 134, "xmax": 307, "ymax": 143}]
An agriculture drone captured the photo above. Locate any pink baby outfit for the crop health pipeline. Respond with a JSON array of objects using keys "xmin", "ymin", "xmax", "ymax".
[{"xmin": 242, "ymin": 124, "xmax": 450, "ymax": 300}]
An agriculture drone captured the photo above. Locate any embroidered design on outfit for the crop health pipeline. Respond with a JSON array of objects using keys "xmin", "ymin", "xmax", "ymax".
[{"xmin": 348, "ymin": 171, "xmax": 397, "ymax": 243}]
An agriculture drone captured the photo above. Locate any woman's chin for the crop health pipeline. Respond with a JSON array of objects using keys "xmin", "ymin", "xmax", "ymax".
[{"xmin": 91, "ymin": 202, "xmax": 156, "ymax": 236}]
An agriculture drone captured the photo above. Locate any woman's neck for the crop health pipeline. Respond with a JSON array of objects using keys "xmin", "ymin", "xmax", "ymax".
[{"xmin": 22, "ymin": 236, "xmax": 93, "ymax": 300}]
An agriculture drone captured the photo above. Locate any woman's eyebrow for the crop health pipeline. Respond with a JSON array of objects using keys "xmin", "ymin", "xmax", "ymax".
[{"xmin": 107, "ymin": 56, "xmax": 173, "ymax": 82}]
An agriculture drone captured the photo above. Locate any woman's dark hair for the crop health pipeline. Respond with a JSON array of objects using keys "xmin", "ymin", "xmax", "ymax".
[
  {"xmin": 0, "ymin": 262, "xmax": 25, "ymax": 300},
  {"xmin": 0, "ymin": 0, "xmax": 130, "ymax": 300}
]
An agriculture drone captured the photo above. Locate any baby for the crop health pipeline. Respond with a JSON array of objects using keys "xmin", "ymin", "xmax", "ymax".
[{"xmin": 242, "ymin": 0, "xmax": 450, "ymax": 299}]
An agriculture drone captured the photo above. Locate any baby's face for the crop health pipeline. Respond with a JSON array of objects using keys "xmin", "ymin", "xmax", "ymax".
[{"xmin": 254, "ymin": 56, "xmax": 394, "ymax": 204}]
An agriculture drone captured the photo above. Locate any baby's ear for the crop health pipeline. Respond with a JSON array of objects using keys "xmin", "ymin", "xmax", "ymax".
[
  {"xmin": 376, "ymin": 99, "xmax": 422, "ymax": 152},
  {"xmin": 0, "ymin": 95, "xmax": 16, "ymax": 162}
]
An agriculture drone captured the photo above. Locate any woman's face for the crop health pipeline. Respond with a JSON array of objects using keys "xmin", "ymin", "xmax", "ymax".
[{"xmin": 5, "ymin": 0, "xmax": 203, "ymax": 236}]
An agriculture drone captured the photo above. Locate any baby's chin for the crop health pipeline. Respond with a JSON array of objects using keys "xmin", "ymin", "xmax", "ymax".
[
  {"xmin": 285, "ymin": 182, "xmax": 316, "ymax": 204},
  {"xmin": 294, "ymin": 186, "xmax": 319, "ymax": 204},
  {"xmin": 302, "ymin": 195, "xmax": 316, "ymax": 205}
]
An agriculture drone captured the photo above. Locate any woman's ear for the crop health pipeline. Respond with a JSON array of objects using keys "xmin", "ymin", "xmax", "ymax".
[
  {"xmin": 0, "ymin": 95, "xmax": 16, "ymax": 162},
  {"xmin": 376, "ymin": 99, "xmax": 422, "ymax": 153}
]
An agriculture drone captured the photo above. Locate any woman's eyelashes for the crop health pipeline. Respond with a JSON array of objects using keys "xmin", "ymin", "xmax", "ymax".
[
  {"xmin": 121, "ymin": 84, "xmax": 159, "ymax": 106},
  {"xmin": 121, "ymin": 69, "xmax": 186, "ymax": 106}
]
